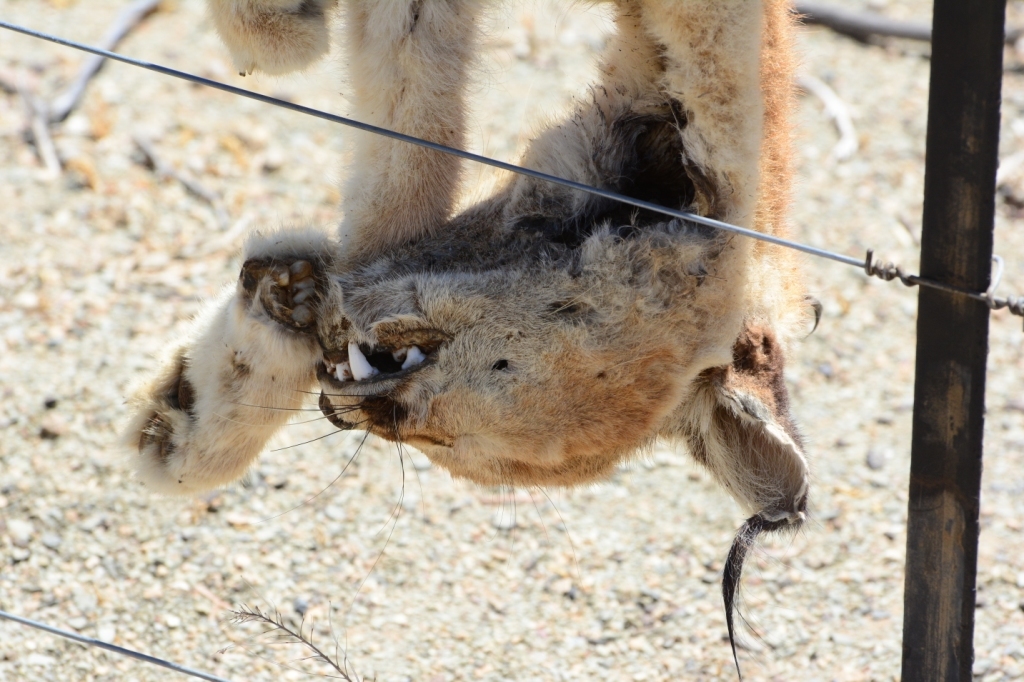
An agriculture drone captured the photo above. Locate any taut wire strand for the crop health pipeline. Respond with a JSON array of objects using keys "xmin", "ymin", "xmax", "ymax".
[
  {"xmin": 0, "ymin": 609, "xmax": 233, "ymax": 682},
  {"xmin": 865, "ymin": 251, "xmax": 1024, "ymax": 326},
  {"xmin": 0, "ymin": 19, "xmax": 1021, "ymax": 327}
]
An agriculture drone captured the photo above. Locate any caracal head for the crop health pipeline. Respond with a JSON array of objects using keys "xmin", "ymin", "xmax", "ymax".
[{"xmin": 314, "ymin": 223, "xmax": 734, "ymax": 488}]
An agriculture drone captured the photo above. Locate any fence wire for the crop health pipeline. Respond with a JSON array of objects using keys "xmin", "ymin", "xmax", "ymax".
[
  {"xmin": 1, "ymin": 19, "xmax": 1022, "ymax": 326},
  {"xmin": 0, "ymin": 609, "xmax": 232, "ymax": 682}
]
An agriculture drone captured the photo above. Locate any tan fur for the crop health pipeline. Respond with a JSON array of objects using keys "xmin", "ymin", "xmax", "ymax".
[
  {"xmin": 207, "ymin": 0, "xmax": 339, "ymax": 75},
  {"xmin": 123, "ymin": 228, "xmax": 330, "ymax": 494},
  {"xmin": 338, "ymin": 0, "xmax": 485, "ymax": 259},
  {"xmin": 126, "ymin": 0, "xmax": 810, "ymax": 524}
]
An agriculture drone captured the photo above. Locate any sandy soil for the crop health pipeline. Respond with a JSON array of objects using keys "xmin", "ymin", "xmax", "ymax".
[{"xmin": 1, "ymin": 1, "xmax": 1023, "ymax": 680}]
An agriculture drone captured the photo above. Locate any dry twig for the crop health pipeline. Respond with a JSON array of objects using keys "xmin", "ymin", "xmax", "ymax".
[
  {"xmin": 49, "ymin": 0, "xmax": 162, "ymax": 123},
  {"xmin": 133, "ymin": 135, "xmax": 230, "ymax": 227},
  {"xmin": 795, "ymin": 2, "xmax": 931, "ymax": 43},
  {"xmin": 795, "ymin": 2, "xmax": 1023, "ymax": 45},
  {"xmin": 897, "ymin": 215, "xmax": 921, "ymax": 246},
  {"xmin": 0, "ymin": 70, "xmax": 62, "ymax": 178},
  {"xmin": 797, "ymin": 74, "xmax": 858, "ymax": 163},
  {"xmin": 0, "ymin": 69, "xmax": 59, "ymax": 174},
  {"xmin": 0, "ymin": 1, "xmax": 161, "ymax": 179},
  {"xmin": 24, "ymin": 92, "xmax": 62, "ymax": 179},
  {"xmin": 227, "ymin": 604, "xmax": 367, "ymax": 681},
  {"xmin": 0, "ymin": 67, "xmax": 39, "ymax": 95}
]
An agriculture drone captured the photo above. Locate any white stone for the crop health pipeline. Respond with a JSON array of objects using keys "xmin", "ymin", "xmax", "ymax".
[{"xmin": 7, "ymin": 519, "xmax": 33, "ymax": 547}]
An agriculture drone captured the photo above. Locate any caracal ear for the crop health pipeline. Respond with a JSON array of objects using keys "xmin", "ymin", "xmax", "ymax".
[
  {"xmin": 681, "ymin": 322, "xmax": 810, "ymax": 676},
  {"xmin": 683, "ymin": 322, "xmax": 809, "ymax": 523}
]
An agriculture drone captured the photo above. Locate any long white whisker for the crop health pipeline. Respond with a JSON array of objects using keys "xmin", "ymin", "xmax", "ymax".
[{"xmin": 258, "ymin": 430, "xmax": 370, "ymax": 524}]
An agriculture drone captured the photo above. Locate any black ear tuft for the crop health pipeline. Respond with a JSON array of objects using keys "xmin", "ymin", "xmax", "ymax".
[{"xmin": 722, "ymin": 513, "xmax": 800, "ymax": 681}]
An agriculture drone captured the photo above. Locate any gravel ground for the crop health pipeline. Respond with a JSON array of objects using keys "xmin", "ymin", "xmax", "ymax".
[{"xmin": 2, "ymin": 1, "xmax": 1023, "ymax": 680}]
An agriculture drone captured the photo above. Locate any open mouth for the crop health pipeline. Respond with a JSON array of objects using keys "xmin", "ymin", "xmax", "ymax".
[{"xmin": 318, "ymin": 337, "xmax": 444, "ymax": 387}]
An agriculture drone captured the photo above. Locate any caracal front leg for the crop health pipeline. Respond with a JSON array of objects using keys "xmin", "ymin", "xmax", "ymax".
[
  {"xmin": 124, "ymin": 230, "xmax": 332, "ymax": 495},
  {"xmin": 339, "ymin": 0, "xmax": 484, "ymax": 257}
]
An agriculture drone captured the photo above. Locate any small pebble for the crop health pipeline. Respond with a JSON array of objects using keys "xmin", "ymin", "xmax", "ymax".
[
  {"xmin": 39, "ymin": 414, "xmax": 69, "ymax": 440},
  {"xmin": 7, "ymin": 519, "xmax": 34, "ymax": 547},
  {"xmin": 491, "ymin": 510, "xmax": 516, "ymax": 530},
  {"xmin": 409, "ymin": 451, "xmax": 433, "ymax": 471},
  {"xmin": 97, "ymin": 624, "xmax": 116, "ymax": 642},
  {"xmin": 41, "ymin": 533, "xmax": 62, "ymax": 550},
  {"xmin": 261, "ymin": 147, "xmax": 285, "ymax": 173},
  {"xmin": 67, "ymin": 617, "xmax": 89, "ymax": 631},
  {"xmin": 866, "ymin": 447, "xmax": 888, "ymax": 470}
]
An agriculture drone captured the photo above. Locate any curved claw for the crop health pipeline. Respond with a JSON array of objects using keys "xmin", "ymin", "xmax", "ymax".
[{"xmin": 805, "ymin": 295, "xmax": 823, "ymax": 335}]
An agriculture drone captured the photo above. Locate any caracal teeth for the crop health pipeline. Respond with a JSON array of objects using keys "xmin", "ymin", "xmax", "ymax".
[
  {"xmin": 392, "ymin": 347, "xmax": 409, "ymax": 363},
  {"xmin": 334, "ymin": 361, "xmax": 352, "ymax": 382},
  {"xmin": 348, "ymin": 341, "xmax": 378, "ymax": 381},
  {"xmin": 401, "ymin": 346, "xmax": 426, "ymax": 370}
]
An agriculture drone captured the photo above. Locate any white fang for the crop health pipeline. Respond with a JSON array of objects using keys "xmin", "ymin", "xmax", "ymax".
[
  {"xmin": 401, "ymin": 346, "xmax": 426, "ymax": 370},
  {"xmin": 348, "ymin": 342, "xmax": 378, "ymax": 381}
]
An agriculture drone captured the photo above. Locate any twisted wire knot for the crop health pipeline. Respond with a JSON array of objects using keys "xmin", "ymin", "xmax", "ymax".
[
  {"xmin": 863, "ymin": 250, "xmax": 917, "ymax": 287},
  {"xmin": 864, "ymin": 250, "xmax": 1024, "ymax": 329},
  {"xmin": 985, "ymin": 256, "xmax": 1024, "ymax": 326}
]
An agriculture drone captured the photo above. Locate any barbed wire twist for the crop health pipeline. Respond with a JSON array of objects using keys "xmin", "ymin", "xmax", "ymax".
[
  {"xmin": 986, "ymin": 255, "xmax": 1024, "ymax": 318},
  {"xmin": 865, "ymin": 250, "xmax": 1024, "ymax": 327}
]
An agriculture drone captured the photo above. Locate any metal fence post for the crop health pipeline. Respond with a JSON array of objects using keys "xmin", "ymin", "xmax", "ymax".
[{"xmin": 901, "ymin": 1, "xmax": 1006, "ymax": 680}]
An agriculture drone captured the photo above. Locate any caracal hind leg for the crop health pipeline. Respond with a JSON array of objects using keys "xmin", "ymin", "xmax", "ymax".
[
  {"xmin": 503, "ymin": 1, "xmax": 764, "ymax": 243},
  {"xmin": 634, "ymin": 1, "xmax": 766, "ymax": 227},
  {"xmin": 124, "ymin": 229, "xmax": 332, "ymax": 495}
]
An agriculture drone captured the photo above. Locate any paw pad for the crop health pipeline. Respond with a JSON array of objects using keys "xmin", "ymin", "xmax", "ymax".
[{"xmin": 240, "ymin": 258, "xmax": 321, "ymax": 331}]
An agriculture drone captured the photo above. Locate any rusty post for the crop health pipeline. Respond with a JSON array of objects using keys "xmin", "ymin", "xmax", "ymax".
[{"xmin": 901, "ymin": 1, "xmax": 1006, "ymax": 680}]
